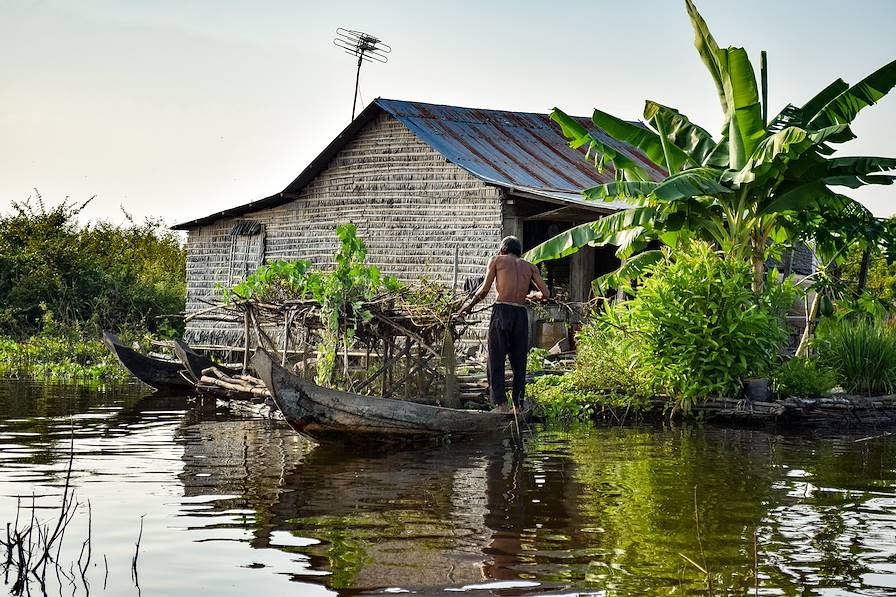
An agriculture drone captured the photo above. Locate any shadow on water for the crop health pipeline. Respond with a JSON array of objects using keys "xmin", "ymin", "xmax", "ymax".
[{"xmin": 3, "ymin": 379, "xmax": 896, "ymax": 596}]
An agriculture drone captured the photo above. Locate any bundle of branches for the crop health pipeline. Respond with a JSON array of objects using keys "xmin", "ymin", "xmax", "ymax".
[{"xmin": 217, "ymin": 224, "xmax": 469, "ymax": 387}]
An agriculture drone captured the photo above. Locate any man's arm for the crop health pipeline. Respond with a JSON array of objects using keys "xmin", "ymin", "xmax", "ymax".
[
  {"xmin": 527, "ymin": 263, "xmax": 550, "ymax": 301},
  {"xmin": 460, "ymin": 257, "xmax": 497, "ymax": 315}
]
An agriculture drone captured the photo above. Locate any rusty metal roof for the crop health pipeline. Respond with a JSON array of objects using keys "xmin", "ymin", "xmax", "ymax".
[
  {"xmin": 172, "ymin": 98, "xmax": 662, "ymax": 230},
  {"xmin": 374, "ymin": 99, "xmax": 664, "ymax": 195}
]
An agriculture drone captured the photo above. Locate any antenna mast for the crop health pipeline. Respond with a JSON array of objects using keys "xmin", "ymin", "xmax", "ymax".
[{"xmin": 334, "ymin": 28, "xmax": 391, "ymax": 120}]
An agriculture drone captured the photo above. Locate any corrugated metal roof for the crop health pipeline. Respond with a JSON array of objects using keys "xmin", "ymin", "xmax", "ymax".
[
  {"xmin": 173, "ymin": 98, "xmax": 662, "ymax": 230},
  {"xmin": 375, "ymin": 99, "xmax": 664, "ymax": 195}
]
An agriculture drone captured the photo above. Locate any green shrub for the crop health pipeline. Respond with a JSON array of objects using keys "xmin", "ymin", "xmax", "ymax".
[
  {"xmin": 527, "ymin": 347, "xmax": 549, "ymax": 374},
  {"xmin": 0, "ymin": 195, "xmax": 186, "ymax": 337},
  {"xmin": 620, "ymin": 242, "xmax": 793, "ymax": 411},
  {"xmin": 574, "ymin": 315, "xmax": 657, "ymax": 399},
  {"xmin": 815, "ymin": 318, "xmax": 896, "ymax": 395},
  {"xmin": 772, "ymin": 357, "xmax": 838, "ymax": 397},
  {"xmin": 528, "ymin": 319, "xmax": 655, "ymax": 422}
]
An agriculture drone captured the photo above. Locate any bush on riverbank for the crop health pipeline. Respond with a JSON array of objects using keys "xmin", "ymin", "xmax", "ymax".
[
  {"xmin": 815, "ymin": 318, "xmax": 896, "ymax": 395},
  {"xmin": 771, "ymin": 357, "xmax": 839, "ymax": 398},
  {"xmin": 0, "ymin": 194, "xmax": 186, "ymax": 338},
  {"xmin": 529, "ymin": 319, "xmax": 655, "ymax": 422},
  {"xmin": 533, "ymin": 242, "xmax": 799, "ymax": 418}
]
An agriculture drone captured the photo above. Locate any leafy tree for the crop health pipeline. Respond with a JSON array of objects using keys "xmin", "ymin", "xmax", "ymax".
[
  {"xmin": 0, "ymin": 194, "xmax": 186, "ymax": 337},
  {"xmin": 525, "ymin": 0, "xmax": 896, "ymax": 295}
]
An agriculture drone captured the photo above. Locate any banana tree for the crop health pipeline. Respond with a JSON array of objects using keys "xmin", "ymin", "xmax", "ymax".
[{"xmin": 525, "ymin": 0, "xmax": 896, "ymax": 295}]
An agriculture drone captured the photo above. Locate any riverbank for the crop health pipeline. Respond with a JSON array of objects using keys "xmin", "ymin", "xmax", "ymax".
[{"xmin": 0, "ymin": 332, "xmax": 128, "ymax": 381}]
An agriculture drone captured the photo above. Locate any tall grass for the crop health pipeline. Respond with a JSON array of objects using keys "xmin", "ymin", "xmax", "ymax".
[{"xmin": 816, "ymin": 319, "xmax": 896, "ymax": 395}]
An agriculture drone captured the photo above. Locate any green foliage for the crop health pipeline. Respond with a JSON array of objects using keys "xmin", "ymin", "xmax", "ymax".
[
  {"xmin": 528, "ymin": 319, "xmax": 655, "ymax": 422},
  {"xmin": 527, "ymin": 347, "xmax": 549, "ymax": 374},
  {"xmin": 226, "ymin": 224, "xmax": 401, "ymax": 385},
  {"xmin": 840, "ymin": 243, "xmax": 896, "ymax": 305},
  {"xmin": 815, "ymin": 318, "xmax": 896, "ymax": 395},
  {"xmin": 0, "ymin": 312, "xmax": 127, "ymax": 381},
  {"xmin": 0, "ymin": 194, "xmax": 186, "ymax": 337},
  {"xmin": 619, "ymin": 242, "xmax": 792, "ymax": 410},
  {"xmin": 528, "ymin": 374, "xmax": 598, "ymax": 422},
  {"xmin": 525, "ymin": 1, "xmax": 896, "ymax": 296},
  {"xmin": 772, "ymin": 357, "xmax": 838, "ymax": 397}
]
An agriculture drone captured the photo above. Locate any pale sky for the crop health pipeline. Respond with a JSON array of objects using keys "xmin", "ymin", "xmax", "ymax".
[{"xmin": 2, "ymin": 0, "xmax": 895, "ymax": 227}]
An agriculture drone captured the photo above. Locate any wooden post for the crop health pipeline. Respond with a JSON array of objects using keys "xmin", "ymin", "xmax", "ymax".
[
  {"xmin": 441, "ymin": 331, "xmax": 460, "ymax": 408},
  {"xmin": 404, "ymin": 336, "xmax": 411, "ymax": 400},
  {"xmin": 281, "ymin": 310, "xmax": 290, "ymax": 367},
  {"xmin": 242, "ymin": 309, "xmax": 250, "ymax": 374}
]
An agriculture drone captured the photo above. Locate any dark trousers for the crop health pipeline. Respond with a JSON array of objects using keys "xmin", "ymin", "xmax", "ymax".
[{"xmin": 487, "ymin": 303, "xmax": 528, "ymax": 406}]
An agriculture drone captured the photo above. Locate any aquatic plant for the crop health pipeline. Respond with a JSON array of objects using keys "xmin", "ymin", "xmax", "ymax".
[
  {"xmin": 815, "ymin": 318, "xmax": 896, "ymax": 395},
  {"xmin": 0, "ymin": 321, "xmax": 128, "ymax": 382}
]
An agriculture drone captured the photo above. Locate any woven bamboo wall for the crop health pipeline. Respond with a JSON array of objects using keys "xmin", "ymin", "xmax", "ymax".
[{"xmin": 184, "ymin": 113, "xmax": 503, "ymax": 345}]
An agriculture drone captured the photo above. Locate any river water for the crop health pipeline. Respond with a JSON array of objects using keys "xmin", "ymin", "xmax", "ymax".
[{"xmin": 1, "ymin": 380, "xmax": 896, "ymax": 596}]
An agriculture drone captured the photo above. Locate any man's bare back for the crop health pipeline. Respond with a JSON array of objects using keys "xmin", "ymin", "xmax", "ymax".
[
  {"xmin": 490, "ymin": 254, "xmax": 549, "ymax": 305},
  {"xmin": 461, "ymin": 251, "xmax": 549, "ymax": 313}
]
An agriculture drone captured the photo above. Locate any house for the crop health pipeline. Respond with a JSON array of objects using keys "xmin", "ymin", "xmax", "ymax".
[{"xmin": 172, "ymin": 98, "xmax": 665, "ymax": 346}]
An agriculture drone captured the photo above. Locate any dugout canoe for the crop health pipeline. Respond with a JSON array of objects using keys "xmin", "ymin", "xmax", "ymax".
[
  {"xmin": 102, "ymin": 331, "xmax": 193, "ymax": 393},
  {"xmin": 172, "ymin": 339, "xmax": 241, "ymax": 383},
  {"xmin": 252, "ymin": 348, "xmax": 529, "ymax": 444}
]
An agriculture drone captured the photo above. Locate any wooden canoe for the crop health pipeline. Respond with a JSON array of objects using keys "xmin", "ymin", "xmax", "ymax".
[
  {"xmin": 102, "ymin": 332, "xmax": 193, "ymax": 393},
  {"xmin": 172, "ymin": 339, "xmax": 241, "ymax": 383},
  {"xmin": 252, "ymin": 348, "xmax": 528, "ymax": 444}
]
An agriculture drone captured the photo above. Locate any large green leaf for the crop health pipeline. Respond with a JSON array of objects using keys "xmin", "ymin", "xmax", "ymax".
[
  {"xmin": 823, "ymin": 174, "xmax": 896, "ymax": 188},
  {"xmin": 591, "ymin": 108, "xmax": 691, "ymax": 173},
  {"xmin": 644, "ymin": 101, "xmax": 718, "ymax": 166},
  {"xmin": 801, "ymin": 78, "xmax": 850, "ymax": 123},
  {"xmin": 732, "ymin": 125, "xmax": 848, "ymax": 186},
  {"xmin": 583, "ymin": 180, "xmax": 658, "ymax": 202},
  {"xmin": 757, "ymin": 181, "xmax": 844, "ymax": 217},
  {"xmin": 593, "ymin": 249, "xmax": 664, "ymax": 294},
  {"xmin": 653, "ymin": 169, "xmax": 732, "ymax": 201},
  {"xmin": 523, "ymin": 207, "xmax": 659, "ymax": 264},
  {"xmin": 551, "ymin": 108, "xmax": 655, "ymax": 181},
  {"xmin": 809, "ymin": 59, "xmax": 896, "ymax": 130},
  {"xmin": 826, "ymin": 156, "xmax": 896, "ymax": 176},
  {"xmin": 685, "ymin": 0, "xmax": 727, "ymax": 131},
  {"xmin": 523, "ymin": 221, "xmax": 600, "ymax": 264},
  {"xmin": 719, "ymin": 47, "xmax": 766, "ymax": 169}
]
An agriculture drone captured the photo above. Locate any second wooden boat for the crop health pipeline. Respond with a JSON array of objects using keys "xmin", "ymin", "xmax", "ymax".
[
  {"xmin": 102, "ymin": 331, "xmax": 193, "ymax": 393},
  {"xmin": 252, "ymin": 348, "xmax": 528, "ymax": 444}
]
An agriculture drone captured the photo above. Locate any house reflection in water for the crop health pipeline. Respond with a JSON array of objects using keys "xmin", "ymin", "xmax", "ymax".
[{"xmin": 176, "ymin": 418, "xmax": 586, "ymax": 592}]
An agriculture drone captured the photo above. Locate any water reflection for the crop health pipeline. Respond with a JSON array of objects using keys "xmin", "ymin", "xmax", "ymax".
[{"xmin": 2, "ymin": 379, "xmax": 896, "ymax": 596}]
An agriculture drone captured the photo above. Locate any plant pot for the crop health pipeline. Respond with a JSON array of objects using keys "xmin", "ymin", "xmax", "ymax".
[{"xmin": 744, "ymin": 378, "xmax": 770, "ymax": 401}]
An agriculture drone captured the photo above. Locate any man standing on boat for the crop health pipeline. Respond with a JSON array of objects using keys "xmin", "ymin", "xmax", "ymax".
[{"xmin": 460, "ymin": 236, "xmax": 550, "ymax": 412}]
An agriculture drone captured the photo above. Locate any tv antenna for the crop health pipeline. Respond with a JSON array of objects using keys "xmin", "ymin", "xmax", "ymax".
[{"xmin": 334, "ymin": 28, "xmax": 391, "ymax": 120}]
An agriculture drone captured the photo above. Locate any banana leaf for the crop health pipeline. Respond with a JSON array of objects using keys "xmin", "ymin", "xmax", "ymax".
[
  {"xmin": 591, "ymin": 107, "xmax": 690, "ymax": 173},
  {"xmin": 523, "ymin": 207, "xmax": 659, "ymax": 264},
  {"xmin": 644, "ymin": 101, "xmax": 718, "ymax": 166},
  {"xmin": 593, "ymin": 250, "xmax": 664, "ymax": 295},
  {"xmin": 653, "ymin": 169, "xmax": 731, "ymax": 201},
  {"xmin": 809, "ymin": 59, "xmax": 896, "ymax": 132},
  {"xmin": 551, "ymin": 108, "xmax": 655, "ymax": 181},
  {"xmin": 583, "ymin": 180, "xmax": 658, "ymax": 202},
  {"xmin": 718, "ymin": 47, "xmax": 766, "ymax": 169}
]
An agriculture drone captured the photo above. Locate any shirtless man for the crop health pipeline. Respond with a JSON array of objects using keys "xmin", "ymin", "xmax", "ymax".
[{"xmin": 460, "ymin": 236, "xmax": 550, "ymax": 411}]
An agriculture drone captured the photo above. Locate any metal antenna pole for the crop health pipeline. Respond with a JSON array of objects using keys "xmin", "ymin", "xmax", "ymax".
[
  {"xmin": 352, "ymin": 52, "xmax": 364, "ymax": 120},
  {"xmin": 334, "ymin": 28, "xmax": 390, "ymax": 122}
]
